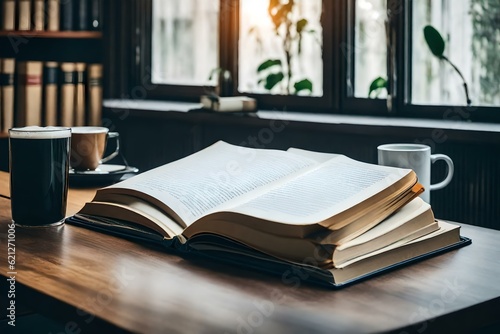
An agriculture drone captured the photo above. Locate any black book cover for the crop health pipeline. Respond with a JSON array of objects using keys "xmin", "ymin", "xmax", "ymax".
[
  {"xmin": 89, "ymin": 0, "xmax": 101, "ymax": 31},
  {"xmin": 60, "ymin": 0, "xmax": 74, "ymax": 30},
  {"xmin": 76, "ymin": 0, "xmax": 88, "ymax": 30}
]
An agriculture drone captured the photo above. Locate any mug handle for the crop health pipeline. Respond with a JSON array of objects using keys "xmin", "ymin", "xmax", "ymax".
[
  {"xmin": 100, "ymin": 132, "xmax": 120, "ymax": 164},
  {"xmin": 430, "ymin": 154, "xmax": 454, "ymax": 191}
]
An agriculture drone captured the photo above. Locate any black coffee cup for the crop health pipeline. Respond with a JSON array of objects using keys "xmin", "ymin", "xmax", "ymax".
[{"xmin": 9, "ymin": 126, "xmax": 71, "ymax": 227}]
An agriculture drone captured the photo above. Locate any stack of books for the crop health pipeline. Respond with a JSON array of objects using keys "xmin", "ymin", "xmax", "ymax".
[
  {"xmin": 67, "ymin": 141, "xmax": 470, "ymax": 287},
  {"xmin": 1, "ymin": 0, "xmax": 102, "ymax": 31},
  {"xmin": 0, "ymin": 58, "xmax": 102, "ymax": 131}
]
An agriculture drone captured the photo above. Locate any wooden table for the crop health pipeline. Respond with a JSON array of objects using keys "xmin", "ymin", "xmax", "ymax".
[{"xmin": 0, "ymin": 171, "xmax": 499, "ymax": 333}]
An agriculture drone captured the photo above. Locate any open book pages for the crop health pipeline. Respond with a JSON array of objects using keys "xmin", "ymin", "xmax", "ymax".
[
  {"xmin": 88, "ymin": 141, "xmax": 420, "ymax": 239},
  {"xmin": 70, "ymin": 141, "xmax": 470, "ymax": 287},
  {"xmin": 327, "ymin": 221, "xmax": 461, "ymax": 284},
  {"xmin": 183, "ymin": 221, "xmax": 464, "ymax": 286}
]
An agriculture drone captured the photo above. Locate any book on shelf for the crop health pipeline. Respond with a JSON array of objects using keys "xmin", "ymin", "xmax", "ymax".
[
  {"xmin": 0, "ymin": 58, "xmax": 15, "ymax": 132},
  {"xmin": 89, "ymin": 0, "xmax": 101, "ymax": 30},
  {"xmin": 18, "ymin": 0, "xmax": 31, "ymax": 30},
  {"xmin": 33, "ymin": 0, "xmax": 45, "ymax": 31},
  {"xmin": 74, "ymin": 62, "xmax": 86, "ymax": 126},
  {"xmin": 2, "ymin": 0, "xmax": 16, "ymax": 30},
  {"xmin": 76, "ymin": 0, "xmax": 88, "ymax": 30},
  {"xmin": 67, "ymin": 141, "xmax": 470, "ymax": 287},
  {"xmin": 43, "ymin": 61, "xmax": 58, "ymax": 126},
  {"xmin": 59, "ymin": 62, "xmax": 76, "ymax": 126},
  {"xmin": 16, "ymin": 61, "xmax": 43, "ymax": 126},
  {"xmin": 60, "ymin": 0, "xmax": 74, "ymax": 31},
  {"xmin": 87, "ymin": 63, "xmax": 102, "ymax": 125},
  {"xmin": 46, "ymin": 0, "xmax": 60, "ymax": 31}
]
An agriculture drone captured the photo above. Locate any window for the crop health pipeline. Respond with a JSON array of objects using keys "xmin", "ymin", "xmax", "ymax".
[
  {"xmin": 354, "ymin": 0, "xmax": 387, "ymax": 98},
  {"xmin": 238, "ymin": 0, "xmax": 323, "ymax": 96},
  {"xmin": 411, "ymin": 0, "xmax": 500, "ymax": 106},
  {"xmin": 151, "ymin": 0, "xmax": 219, "ymax": 86},
  {"xmin": 132, "ymin": 0, "xmax": 500, "ymax": 120}
]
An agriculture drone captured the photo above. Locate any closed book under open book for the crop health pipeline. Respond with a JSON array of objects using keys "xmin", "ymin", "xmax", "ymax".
[{"xmin": 67, "ymin": 141, "xmax": 470, "ymax": 287}]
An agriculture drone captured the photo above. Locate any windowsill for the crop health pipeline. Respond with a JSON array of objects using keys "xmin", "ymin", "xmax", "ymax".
[{"xmin": 103, "ymin": 99, "xmax": 500, "ymax": 138}]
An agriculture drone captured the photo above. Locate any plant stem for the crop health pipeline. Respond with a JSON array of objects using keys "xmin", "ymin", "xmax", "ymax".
[
  {"xmin": 442, "ymin": 55, "xmax": 472, "ymax": 106},
  {"xmin": 284, "ymin": 19, "xmax": 293, "ymax": 95}
]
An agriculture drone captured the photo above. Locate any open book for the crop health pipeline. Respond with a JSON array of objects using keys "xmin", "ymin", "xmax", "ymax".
[{"xmin": 67, "ymin": 141, "xmax": 470, "ymax": 287}]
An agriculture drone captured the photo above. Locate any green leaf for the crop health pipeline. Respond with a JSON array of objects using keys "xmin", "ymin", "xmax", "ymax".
[
  {"xmin": 207, "ymin": 67, "xmax": 221, "ymax": 81},
  {"xmin": 294, "ymin": 79, "xmax": 313, "ymax": 94},
  {"xmin": 296, "ymin": 19, "xmax": 308, "ymax": 34},
  {"xmin": 423, "ymin": 25, "xmax": 445, "ymax": 58},
  {"xmin": 264, "ymin": 72, "xmax": 284, "ymax": 90},
  {"xmin": 257, "ymin": 59, "xmax": 282, "ymax": 72},
  {"xmin": 368, "ymin": 77, "xmax": 387, "ymax": 98}
]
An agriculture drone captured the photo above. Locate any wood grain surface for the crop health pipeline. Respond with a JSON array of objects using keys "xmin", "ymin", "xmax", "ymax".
[
  {"xmin": 0, "ymin": 173, "xmax": 499, "ymax": 333},
  {"xmin": 0, "ymin": 171, "xmax": 96, "ymax": 216}
]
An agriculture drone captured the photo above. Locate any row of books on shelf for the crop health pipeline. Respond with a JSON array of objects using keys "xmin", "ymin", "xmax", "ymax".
[
  {"xmin": 0, "ymin": 58, "xmax": 103, "ymax": 132},
  {"xmin": 1, "ymin": 0, "xmax": 101, "ymax": 31}
]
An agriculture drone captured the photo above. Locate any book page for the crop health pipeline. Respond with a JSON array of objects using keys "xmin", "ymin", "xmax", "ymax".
[
  {"xmin": 228, "ymin": 156, "xmax": 412, "ymax": 225},
  {"xmin": 287, "ymin": 147, "xmax": 341, "ymax": 163},
  {"xmin": 103, "ymin": 141, "xmax": 319, "ymax": 226}
]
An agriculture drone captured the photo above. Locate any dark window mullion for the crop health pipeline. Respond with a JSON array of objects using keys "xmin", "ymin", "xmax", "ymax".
[{"xmin": 219, "ymin": 0, "xmax": 239, "ymax": 97}]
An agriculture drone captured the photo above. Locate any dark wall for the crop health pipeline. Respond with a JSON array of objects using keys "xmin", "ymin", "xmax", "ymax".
[{"xmin": 104, "ymin": 108, "xmax": 500, "ymax": 231}]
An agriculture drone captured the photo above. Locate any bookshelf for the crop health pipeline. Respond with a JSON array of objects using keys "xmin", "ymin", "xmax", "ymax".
[
  {"xmin": 0, "ymin": 2, "xmax": 105, "ymax": 167},
  {"xmin": 0, "ymin": 31, "xmax": 102, "ymax": 38},
  {"xmin": 0, "ymin": 32, "xmax": 103, "ymax": 62}
]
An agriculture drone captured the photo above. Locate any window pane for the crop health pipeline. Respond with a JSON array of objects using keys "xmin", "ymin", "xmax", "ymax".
[
  {"xmin": 354, "ymin": 0, "xmax": 387, "ymax": 98},
  {"xmin": 152, "ymin": 0, "xmax": 219, "ymax": 86},
  {"xmin": 412, "ymin": 0, "xmax": 500, "ymax": 106},
  {"xmin": 238, "ymin": 0, "xmax": 323, "ymax": 96}
]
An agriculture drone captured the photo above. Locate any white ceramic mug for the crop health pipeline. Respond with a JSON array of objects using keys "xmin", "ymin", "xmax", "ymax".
[{"xmin": 377, "ymin": 143, "xmax": 454, "ymax": 203}]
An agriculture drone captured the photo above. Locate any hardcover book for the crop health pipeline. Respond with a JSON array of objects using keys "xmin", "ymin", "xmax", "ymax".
[
  {"xmin": 67, "ymin": 141, "xmax": 470, "ymax": 287},
  {"xmin": 16, "ymin": 61, "xmax": 43, "ymax": 126},
  {"xmin": 60, "ymin": 0, "xmax": 74, "ymax": 30},
  {"xmin": 43, "ymin": 61, "xmax": 58, "ymax": 126},
  {"xmin": 18, "ymin": 0, "xmax": 31, "ymax": 30},
  {"xmin": 46, "ymin": 0, "xmax": 60, "ymax": 31},
  {"xmin": 89, "ymin": 0, "xmax": 101, "ymax": 30},
  {"xmin": 74, "ymin": 62, "xmax": 86, "ymax": 126},
  {"xmin": 0, "ymin": 58, "xmax": 15, "ymax": 132},
  {"xmin": 59, "ymin": 62, "xmax": 76, "ymax": 126},
  {"xmin": 33, "ymin": 0, "xmax": 45, "ymax": 31},
  {"xmin": 2, "ymin": 0, "xmax": 16, "ymax": 30},
  {"xmin": 87, "ymin": 63, "xmax": 102, "ymax": 125},
  {"xmin": 76, "ymin": 0, "xmax": 88, "ymax": 30}
]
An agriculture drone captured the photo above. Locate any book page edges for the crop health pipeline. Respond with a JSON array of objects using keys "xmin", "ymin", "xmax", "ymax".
[
  {"xmin": 79, "ymin": 201, "xmax": 183, "ymax": 238},
  {"xmin": 334, "ymin": 221, "xmax": 459, "ymax": 268},
  {"xmin": 94, "ymin": 188, "xmax": 188, "ymax": 229},
  {"xmin": 328, "ymin": 222, "xmax": 461, "ymax": 284}
]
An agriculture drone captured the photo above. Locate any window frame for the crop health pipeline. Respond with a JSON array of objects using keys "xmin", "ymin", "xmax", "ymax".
[{"xmin": 123, "ymin": 0, "xmax": 500, "ymax": 122}]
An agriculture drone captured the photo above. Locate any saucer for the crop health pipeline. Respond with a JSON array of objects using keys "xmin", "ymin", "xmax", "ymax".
[{"xmin": 69, "ymin": 164, "xmax": 139, "ymax": 186}]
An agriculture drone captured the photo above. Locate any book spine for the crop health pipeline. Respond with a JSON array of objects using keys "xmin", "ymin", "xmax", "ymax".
[
  {"xmin": 16, "ymin": 61, "xmax": 43, "ymax": 127},
  {"xmin": 0, "ymin": 59, "xmax": 16, "ymax": 132},
  {"xmin": 60, "ymin": 0, "xmax": 73, "ymax": 31},
  {"xmin": 43, "ymin": 61, "xmax": 58, "ymax": 126},
  {"xmin": 33, "ymin": 0, "xmax": 45, "ymax": 31},
  {"xmin": 74, "ymin": 62, "xmax": 86, "ymax": 126},
  {"xmin": 75, "ymin": 0, "xmax": 88, "ymax": 31},
  {"xmin": 18, "ymin": 0, "xmax": 32, "ymax": 30},
  {"xmin": 2, "ymin": 0, "xmax": 16, "ymax": 30},
  {"xmin": 0, "ymin": 59, "xmax": 2, "ymax": 132},
  {"xmin": 59, "ymin": 62, "xmax": 76, "ymax": 127},
  {"xmin": 89, "ymin": 0, "xmax": 100, "ymax": 30},
  {"xmin": 87, "ymin": 63, "xmax": 102, "ymax": 126},
  {"xmin": 46, "ymin": 0, "xmax": 60, "ymax": 31}
]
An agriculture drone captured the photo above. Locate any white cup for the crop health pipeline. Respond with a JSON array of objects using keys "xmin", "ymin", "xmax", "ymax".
[{"xmin": 377, "ymin": 143, "xmax": 454, "ymax": 203}]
